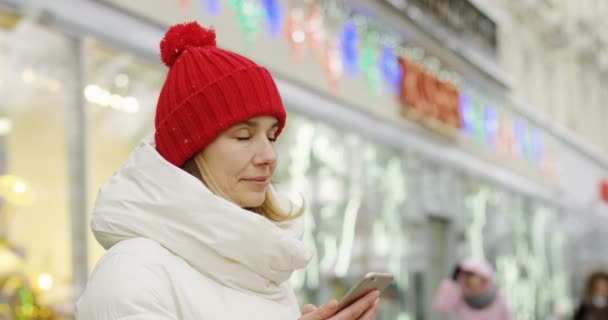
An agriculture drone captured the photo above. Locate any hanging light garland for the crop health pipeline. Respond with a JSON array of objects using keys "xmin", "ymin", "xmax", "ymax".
[
  {"xmin": 179, "ymin": 0, "xmax": 190, "ymax": 11},
  {"xmin": 305, "ymin": 0, "xmax": 326, "ymax": 61},
  {"xmin": 261, "ymin": 0, "xmax": 283, "ymax": 37},
  {"xmin": 379, "ymin": 43, "xmax": 402, "ymax": 94},
  {"xmin": 285, "ymin": 3, "xmax": 306, "ymax": 63},
  {"xmin": 227, "ymin": 0, "xmax": 265, "ymax": 51},
  {"xmin": 483, "ymin": 105, "xmax": 498, "ymax": 147},
  {"xmin": 324, "ymin": 31, "xmax": 343, "ymax": 95},
  {"xmin": 192, "ymin": 0, "xmax": 555, "ymax": 173},
  {"xmin": 198, "ymin": 0, "xmax": 463, "ymax": 96},
  {"xmin": 199, "ymin": 0, "xmax": 454, "ymax": 95},
  {"xmin": 206, "ymin": 0, "xmax": 222, "ymax": 15},
  {"xmin": 360, "ymin": 28, "xmax": 381, "ymax": 99},
  {"xmin": 340, "ymin": 20, "xmax": 360, "ymax": 77}
]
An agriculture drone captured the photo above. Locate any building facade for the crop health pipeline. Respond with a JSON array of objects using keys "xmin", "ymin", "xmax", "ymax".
[{"xmin": 0, "ymin": 0, "xmax": 606, "ymax": 319}]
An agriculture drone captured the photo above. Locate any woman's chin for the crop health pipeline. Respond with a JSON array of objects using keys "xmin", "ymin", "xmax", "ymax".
[{"xmin": 236, "ymin": 193, "xmax": 265, "ymax": 209}]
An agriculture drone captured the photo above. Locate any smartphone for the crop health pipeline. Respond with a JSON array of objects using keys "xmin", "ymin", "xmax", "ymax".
[{"xmin": 336, "ymin": 272, "xmax": 394, "ymax": 311}]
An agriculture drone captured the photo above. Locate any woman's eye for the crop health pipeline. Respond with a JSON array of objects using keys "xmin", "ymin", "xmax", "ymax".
[
  {"xmin": 268, "ymin": 137, "xmax": 277, "ymax": 142},
  {"xmin": 236, "ymin": 137, "xmax": 251, "ymax": 141}
]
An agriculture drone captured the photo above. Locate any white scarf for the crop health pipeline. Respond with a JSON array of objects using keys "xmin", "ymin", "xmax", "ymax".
[{"xmin": 91, "ymin": 136, "xmax": 313, "ymax": 302}]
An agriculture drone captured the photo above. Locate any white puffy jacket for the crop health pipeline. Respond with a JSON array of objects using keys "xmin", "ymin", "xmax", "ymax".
[{"xmin": 76, "ymin": 137, "xmax": 313, "ymax": 319}]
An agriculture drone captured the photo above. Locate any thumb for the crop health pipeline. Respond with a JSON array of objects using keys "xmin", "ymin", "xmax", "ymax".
[
  {"xmin": 302, "ymin": 304, "xmax": 317, "ymax": 314},
  {"xmin": 300, "ymin": 300, "xmax": 338, "ymax": 320},
  {"xmin": 315, "ymin": 300, "xmax": 339, "ymax": 318}
]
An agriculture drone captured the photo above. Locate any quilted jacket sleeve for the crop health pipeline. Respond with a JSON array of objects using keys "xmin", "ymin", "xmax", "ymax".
[{"xmin": 75, "ymin": 252, "xmax": 178, "ymax": 320}]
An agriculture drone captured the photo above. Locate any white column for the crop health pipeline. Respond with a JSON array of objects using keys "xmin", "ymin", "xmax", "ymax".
[{"xmin": 66, "ymin": 36, "xmax": 88, "ymax": 301}]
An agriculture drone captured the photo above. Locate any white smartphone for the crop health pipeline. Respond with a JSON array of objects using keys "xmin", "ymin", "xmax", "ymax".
[{"xmin": 336, "ymin": 272, "xmax": 394, "ymax": 311}]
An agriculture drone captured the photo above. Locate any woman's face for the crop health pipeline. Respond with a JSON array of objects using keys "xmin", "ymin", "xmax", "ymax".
[
  {"xmin": 463, "ymin": 272, "xmax": 488, "ymax": 296},
  {"xmin": 199, "ymin": 116, "xmax": 279, "ymax": 208},
  {"xmin": 595, "ymin": 278, "xmax": 608, "ymax": 297}
]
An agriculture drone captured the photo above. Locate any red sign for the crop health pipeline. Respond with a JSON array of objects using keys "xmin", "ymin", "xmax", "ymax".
[
  {"xmin": 601, "ymin": 181, "xmax": 608, "ymax": 203},
  {"xmin": 398, "ymin": 57, "xmax": 462, "ymax": 129}
]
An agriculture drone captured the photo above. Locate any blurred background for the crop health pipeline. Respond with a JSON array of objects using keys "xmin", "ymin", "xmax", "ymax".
[{"xmin": 0, "ymin": 0, "xmax": 607, "ymax": 319}]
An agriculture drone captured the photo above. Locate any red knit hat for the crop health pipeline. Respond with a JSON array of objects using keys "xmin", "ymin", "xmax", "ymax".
[{"xmin": 154, "ymin": 22, "xmax": 287, "ymax": 167}]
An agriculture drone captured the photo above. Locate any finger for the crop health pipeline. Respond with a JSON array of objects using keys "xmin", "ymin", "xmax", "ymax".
[
  {"xmin": 334, "ymin": 290, "xmax": 380, "ymax": 320},
  {"xmin": 300, "ymin": 300, "xmax": 338, "ymax": 320},
  {"xmin": 357, "ymin": 297, "xmax": 379, "ymax": 320},
  {"xmin": 302, "ymin": 304, "xmax": 317, "ymax": 315}
]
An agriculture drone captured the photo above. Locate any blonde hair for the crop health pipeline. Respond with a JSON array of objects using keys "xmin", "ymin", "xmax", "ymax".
[{"xmin": 182, "ymin": 155, "xmax": 303, "ymax": 222}]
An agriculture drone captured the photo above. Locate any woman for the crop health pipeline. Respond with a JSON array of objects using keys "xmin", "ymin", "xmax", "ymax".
[
  {"xmin": 75, "ymin": 22, "xmax": 380, "ymax": 319},
  {"xmin": 573, "ymin": 271, "xmax": 608, "ymax": 320},
  {"xmin": 433, "ymin": 257, "xmax": 512, "ymax": 320}
]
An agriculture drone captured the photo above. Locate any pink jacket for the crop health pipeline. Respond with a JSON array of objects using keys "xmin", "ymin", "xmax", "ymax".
[{"xmin": 433, "ymin": 258, "xmax": 512, "ymax": 320}]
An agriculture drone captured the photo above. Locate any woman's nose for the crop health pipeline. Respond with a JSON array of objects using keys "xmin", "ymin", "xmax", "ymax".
[{"xmin": 253, "ymin": 138, "xmax": 277, "ymax": 165}]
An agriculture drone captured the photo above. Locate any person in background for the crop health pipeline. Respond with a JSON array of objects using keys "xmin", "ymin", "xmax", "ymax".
[
  {"xmin": 573, "ymin": 270, "xmax": 608, "ymax": 320},
  {"xmin": 75, "ymin": 22, "xmax": 380, "ymax": 319},
  {"xmin": 433, "ymin": 257, "xmax": 512, "ymax": 320}
]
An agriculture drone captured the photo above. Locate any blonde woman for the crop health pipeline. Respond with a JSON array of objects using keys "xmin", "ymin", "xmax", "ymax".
[{"xmin": 75, "ymin": 22, "xmax": 380, "ymax": 320}]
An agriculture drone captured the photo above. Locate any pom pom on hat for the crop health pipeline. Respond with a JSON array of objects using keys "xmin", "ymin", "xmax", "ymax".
[{"xmin": 160, "ymin": 21, "xmax": 217, "ymax": 67}]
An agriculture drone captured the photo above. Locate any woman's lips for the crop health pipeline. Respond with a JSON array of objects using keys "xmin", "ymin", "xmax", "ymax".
[{"xmin": 243, "ymin": 177, "xmax": 269, "ymax": 187}]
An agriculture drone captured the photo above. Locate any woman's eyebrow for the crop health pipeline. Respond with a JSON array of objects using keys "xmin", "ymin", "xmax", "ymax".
[{"xmin": 241, "ymin": 120, "xmax": 279, "ymax": 128}]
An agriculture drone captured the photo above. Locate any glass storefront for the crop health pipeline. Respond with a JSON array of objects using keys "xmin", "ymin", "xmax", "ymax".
[
  {"xmin": 0, "ymin": 6, "xmax": 576, "ymax": 320},
  {"xmin": 276, "ymin": 114, "xmax": 414, "ymax": 319},
  {"xmin": 0, "ymin": 17, "xmax": 73, "ymax": 318},
  {"xmin": 464, "ymin": 182, "xmax": 573, "ymax": 319},
  {"xmin": 83, "ymin": 39, "xmax": 162, "ymax": 268}
]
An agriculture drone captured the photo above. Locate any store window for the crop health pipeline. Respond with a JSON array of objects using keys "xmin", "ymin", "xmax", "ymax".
[
  {"xmin": 276, "ymin": 114, "xmax": 413, "ymax": 319},
  {"xmin": 83, "ymin": 40, "xmax": 163, "ymax": 267},
  {"xmin": 466, "ymin": 183, "xmax": 573, "ymax": 319},
  {"xmin": 0, "ymin": 17, "xmax": 73, "ymax": 318}
]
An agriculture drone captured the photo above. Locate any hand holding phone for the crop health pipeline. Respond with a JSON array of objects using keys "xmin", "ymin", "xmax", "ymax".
[
  {"xmin": 299, "ymin": 272, "xmax": 393, "ymax": 320},
  {"xmin": 299, "ymin": 291, "xmax": 380, "ymax": 320},
  {"xmin": 336, "ymin": 272, "xmax": 394, "ymax": 311}
]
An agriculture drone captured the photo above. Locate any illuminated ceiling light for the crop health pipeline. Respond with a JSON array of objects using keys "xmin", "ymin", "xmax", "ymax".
[
  {"xmin": 84, "ymin": 84, "xmax": 102, "ymax": 103},
  {"xmin": 114, "ymin": 73, "xmax": 129, "ymax": 88},
  {"xmin": 0, "ymin": 175, "xmax": 32, "ymax": 206},
  {"xmin": 123, "ymin": 97, "xmax": 140, "ymax": 113},
  {"xmin": 292, "ymin": 30, "xmax": 305, "ymax": 43},
  {"xmin": 97, "ymin": 89, "xmax": 111, "ymax": 107},
  {"xmin": 86, "ymin": 84, "xmax": 140, "ymax": 113},
  {"xmin": 36, "ymin": 273, "xmax": 53, "ymax": 291},
  {"xmin": 12, "ymin": 182, "xmax": 26, "ymax": 194},
  {"xmin": 0, "ymin": 117, "xmax": 13, "ymax": 136},
  {"xmin": 22, "ymin": 68, "xmax": 35, "ymax": 84},
  {"xmin": 109, "ymin": 94, "xmax": 123, "ymax": 110}
]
